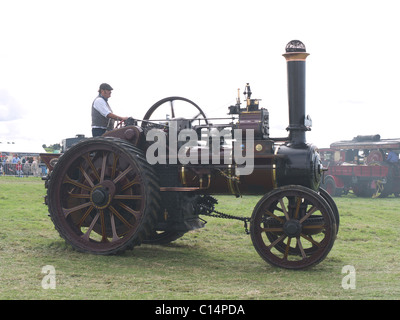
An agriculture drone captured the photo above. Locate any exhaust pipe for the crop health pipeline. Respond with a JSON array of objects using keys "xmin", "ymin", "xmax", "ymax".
[{"xmin": 283, "ymin": 40, "xmax": 311, "ymax": 146}]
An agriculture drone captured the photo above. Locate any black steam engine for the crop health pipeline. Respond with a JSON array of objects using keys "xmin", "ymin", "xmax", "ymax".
[{"xmin": 43, "ymin": 40, "xmax": 339, "ymax": 269}]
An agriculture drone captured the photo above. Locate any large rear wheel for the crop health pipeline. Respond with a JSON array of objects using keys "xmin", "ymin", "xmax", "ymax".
[{"xmin": 46, "ymin": 137, "xmax": 160, "ymax": 254}]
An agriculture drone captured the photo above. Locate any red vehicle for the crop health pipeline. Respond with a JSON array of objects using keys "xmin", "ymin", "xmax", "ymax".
[{"xmin": 320, "ymin": 135, "xmax": 400, "ymax": 198}]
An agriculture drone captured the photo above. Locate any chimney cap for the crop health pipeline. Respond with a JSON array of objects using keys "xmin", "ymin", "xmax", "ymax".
[{"xmin": 285, "ymin": 40, "xmax": 306, "ymax": 53}]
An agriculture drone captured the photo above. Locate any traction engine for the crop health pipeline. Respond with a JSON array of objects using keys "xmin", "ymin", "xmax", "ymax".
[{"xmin": 42, "ymin": 40, "xmax": 339, "ymax": 269}]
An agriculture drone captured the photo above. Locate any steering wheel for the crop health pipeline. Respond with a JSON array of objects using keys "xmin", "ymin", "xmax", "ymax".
[{"xmin": 141, "ymin": 96, "xmax": 209, "ymax": 129}]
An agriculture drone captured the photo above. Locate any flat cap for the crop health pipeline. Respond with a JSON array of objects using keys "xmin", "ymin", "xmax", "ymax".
[{"xmin": 98, "ymin": 83, "xmax": 113, "ymax": 91}]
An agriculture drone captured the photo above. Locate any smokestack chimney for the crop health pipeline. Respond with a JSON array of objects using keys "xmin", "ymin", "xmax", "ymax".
[{"xmin": 283, "ymin": 40, "xmax": 311, "ymax": 146}]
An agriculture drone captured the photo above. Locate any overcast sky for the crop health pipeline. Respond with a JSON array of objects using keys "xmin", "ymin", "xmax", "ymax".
[{"xmin": 1, "ymin": 0, "xmax": 399, "ymax": 148}]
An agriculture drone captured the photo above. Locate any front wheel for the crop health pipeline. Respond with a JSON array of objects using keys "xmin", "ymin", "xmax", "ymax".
[
  {"xmin": 250, "ymin": 185, "xmax": 337, "ymax": 269},
  {"xmin": 322, "ymin": 176, "xmax": 342, "ymax": 197}
]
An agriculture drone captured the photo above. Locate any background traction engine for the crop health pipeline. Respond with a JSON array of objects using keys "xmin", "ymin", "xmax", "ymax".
[{"xmin": 43, "ymin": 40, "xmax": 339, "ymax": 269}]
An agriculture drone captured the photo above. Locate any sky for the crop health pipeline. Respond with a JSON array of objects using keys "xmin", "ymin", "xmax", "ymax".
[{"xmin": 1, "ymin": 0, "xmax": 400, "ymax": 149}]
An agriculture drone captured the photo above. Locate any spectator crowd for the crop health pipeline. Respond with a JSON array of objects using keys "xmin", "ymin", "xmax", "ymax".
[{"xmin": 0, "ymin": 153, "xmax": 47, "ymax": 177}]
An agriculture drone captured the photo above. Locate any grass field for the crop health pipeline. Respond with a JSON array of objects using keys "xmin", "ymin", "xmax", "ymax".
[{"xmin": 0, "ymin": 176, "xmax": 399, "ymax": 300}]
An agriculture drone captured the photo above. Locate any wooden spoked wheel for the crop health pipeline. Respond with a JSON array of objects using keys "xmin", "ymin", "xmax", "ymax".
[
  {"xmin": 46, "ymin": 137, "xmax": 160, "ymax": 254},
  {"xmin": 250, "ymin": 185, "xmax": 337, "ymax": 269}
]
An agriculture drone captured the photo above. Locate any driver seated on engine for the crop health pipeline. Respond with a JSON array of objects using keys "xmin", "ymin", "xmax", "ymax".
[{"xmin": 91, "ymin": 83, "xmax": 129, "ymax": 137}]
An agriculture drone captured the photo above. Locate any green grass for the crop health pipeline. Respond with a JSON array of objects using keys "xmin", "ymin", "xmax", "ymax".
[{"xmin": 1, "ymin": 176, "xmax": 399, "ymax": 299}]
